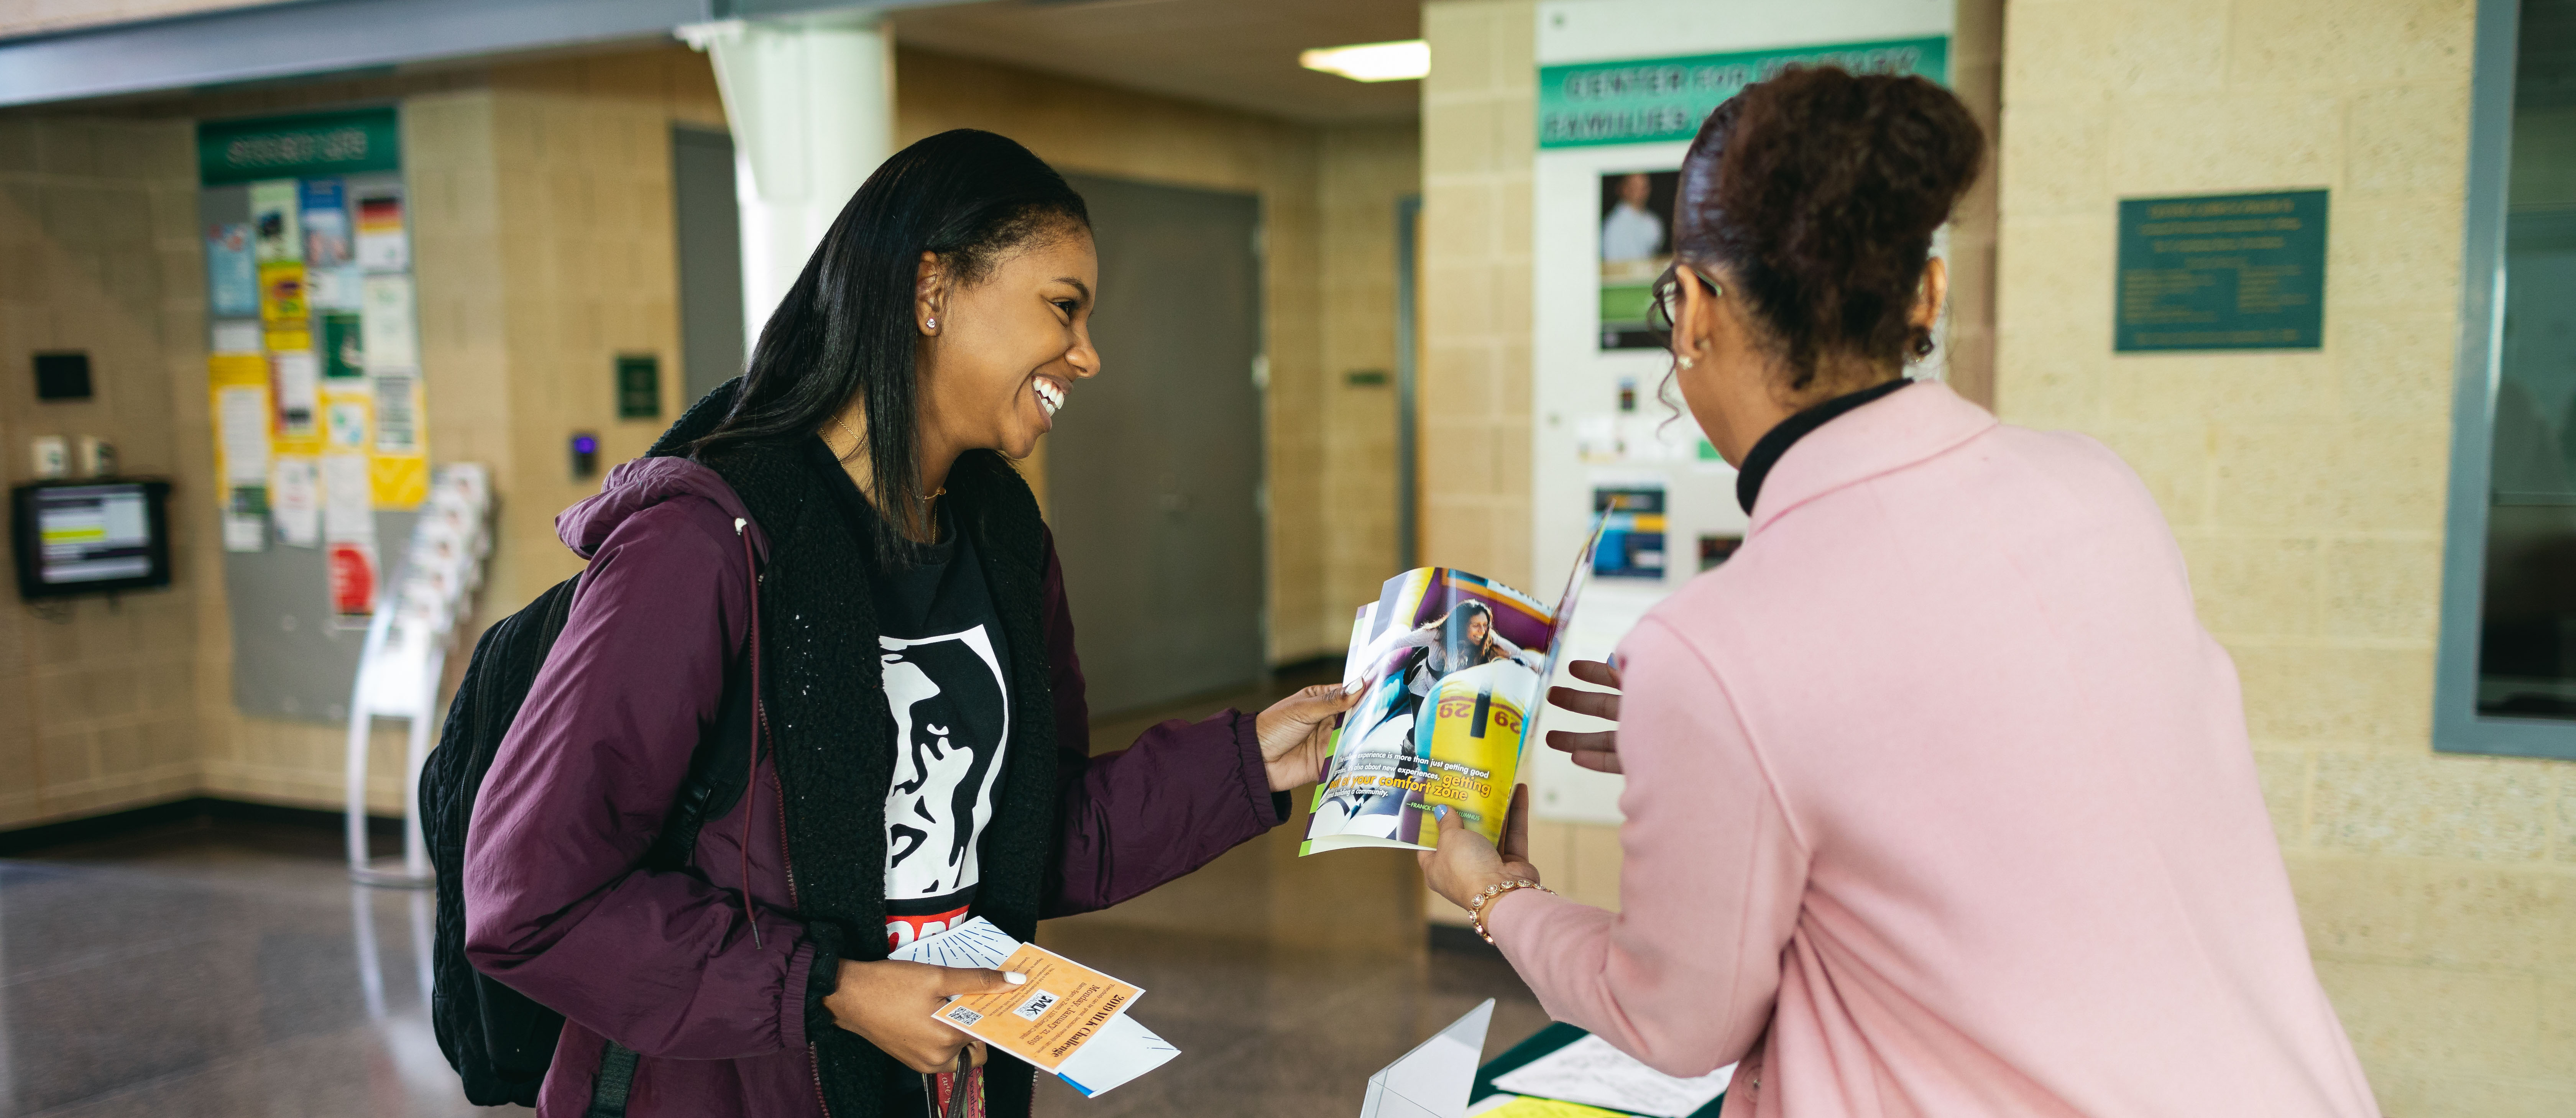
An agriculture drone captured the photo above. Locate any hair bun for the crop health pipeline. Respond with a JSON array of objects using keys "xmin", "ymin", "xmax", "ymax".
[{"xmin": 1682, "ymin": 66, "xmax": 1985, "ymax": 388}]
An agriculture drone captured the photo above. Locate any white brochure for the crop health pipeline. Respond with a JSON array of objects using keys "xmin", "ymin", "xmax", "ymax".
[
  {"xmin": 889, "ymin": 917, "xmax": 1180, "ymax": 1098},
  {"xmin": 1489, "ymin": 1034, "xmax": 1732, "ymax": 1118}
]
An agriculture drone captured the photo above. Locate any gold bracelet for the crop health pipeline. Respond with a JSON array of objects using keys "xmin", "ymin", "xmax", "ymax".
[{"xmin": 1467, "ymin": 878, "xmax": 1554, "ymax": 944}]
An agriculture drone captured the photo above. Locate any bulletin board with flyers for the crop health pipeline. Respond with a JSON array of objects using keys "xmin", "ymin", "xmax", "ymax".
[{"xmin": 198, "ymin": 106, "xmax": 432, "ymax": 723}]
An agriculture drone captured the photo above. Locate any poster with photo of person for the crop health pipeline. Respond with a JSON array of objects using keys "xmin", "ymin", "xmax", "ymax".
[{"xmin": 1599, "ymin": 169, "xmax": 1679, "ymax": 350}]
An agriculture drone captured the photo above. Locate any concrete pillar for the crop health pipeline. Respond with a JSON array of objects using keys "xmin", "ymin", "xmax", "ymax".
[{"xmin": 683, "ymin": 14, "xmax": 895, "ymax": 348}]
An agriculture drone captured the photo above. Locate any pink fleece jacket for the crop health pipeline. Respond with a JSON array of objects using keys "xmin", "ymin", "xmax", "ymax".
[{"xmin": 1487, "ymin": 383, "xmax": 2379, "ymax": 1118}]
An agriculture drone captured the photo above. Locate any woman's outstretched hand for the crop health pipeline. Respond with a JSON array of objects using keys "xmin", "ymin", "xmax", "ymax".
[
  {"xmin": 1545, "ymin": 659, "xmax": 1625, "ymax": 774},
  {"xmin": 1419, "ymin": 785, "xmax": 1541, "ymax": 912},
  {"xmin": 1254, "ymin": 682, "xmax": 1361, "ymax": 792}
]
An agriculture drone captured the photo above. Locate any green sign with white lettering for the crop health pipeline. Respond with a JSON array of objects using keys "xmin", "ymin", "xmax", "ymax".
[
  {"xmin": 617, "ymin": 355, "xmax": 663, "ymax": 420},
  {"xmin": 1536, "ymin": 36, "xmax": 1948, "ymax": 149},
  {"xmin": 198, "ymin": 108, "xmax": 400, "ymax": 186},
  {"xmin": 2116, "ymin": 190, "xmax": 2329, "ymax": 352}
]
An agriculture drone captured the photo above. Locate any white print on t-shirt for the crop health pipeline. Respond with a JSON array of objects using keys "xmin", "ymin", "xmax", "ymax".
[{"xmin": 880, "ymin": 625, "xmax": 1010, "ymax": 902}]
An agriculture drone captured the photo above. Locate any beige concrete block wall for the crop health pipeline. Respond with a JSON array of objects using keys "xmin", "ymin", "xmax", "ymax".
[
  {"xmin": 482, "ymin": 51, "xmax": 728, "ymax": 607},
  {"xmin": 1319, "ymin": 122, "xmax": 1421, "ymax": 643},
  {"xmin": 0, "ymin": 116, "xmax": 205, "ymax": 826},
  {"xmin": 1999, "ymin": 0, "xmax": 2574, "ymax": 1110},
  {"xmin": 1421, "ymin": 0, "xmax": 1538, "ymax": 597}
]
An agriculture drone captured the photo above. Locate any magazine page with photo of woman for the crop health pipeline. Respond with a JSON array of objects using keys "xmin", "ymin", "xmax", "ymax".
[{"xmin": 1301, "ymin": 519, "xmax": 1606, "ymax": 855}]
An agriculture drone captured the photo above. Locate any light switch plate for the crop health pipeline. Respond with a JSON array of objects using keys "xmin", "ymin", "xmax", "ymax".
[
  {"xmin": 31, "ymin": 435, "xmax": 67, "ymax": 479},
  {"xmin": 77, "ymin": 435, "xmax": 114, "ymax": 478}
]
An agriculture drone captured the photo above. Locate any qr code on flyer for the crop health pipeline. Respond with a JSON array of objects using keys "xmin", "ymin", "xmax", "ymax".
[
  {"xmin": 942, "ymin": 1004, "xmax": 984, "ymax": 1027},
  {"xmin": 1012, "ymin": 990, "xmax": 1059, "ymax": 1021}
]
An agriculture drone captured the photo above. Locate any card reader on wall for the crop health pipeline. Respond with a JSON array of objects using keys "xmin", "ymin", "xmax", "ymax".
[{"xmin": 570, "ymin": 433, "xmax": 599, "ymax": 481}]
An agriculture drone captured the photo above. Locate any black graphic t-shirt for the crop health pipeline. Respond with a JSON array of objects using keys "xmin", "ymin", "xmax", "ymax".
[{"xmin": 804, "ymin": 440, "xmax": 1012, "ymax": 952}]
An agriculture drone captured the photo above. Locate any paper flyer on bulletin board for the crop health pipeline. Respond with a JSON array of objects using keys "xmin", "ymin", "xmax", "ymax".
[
  {"xmin": 322, "ymin": 451, "xmax": 378, "ymax": 627},
  {"xmin": 206, "ymin": 223, "xmax": 256, "ymax": 316},
  {"xmin": 360, "ymin": 273, "xmax": 428, "ymax": 505},
  {"xmin": 209, "ymin": 353, "xmax": 274, "ymax": 552}
]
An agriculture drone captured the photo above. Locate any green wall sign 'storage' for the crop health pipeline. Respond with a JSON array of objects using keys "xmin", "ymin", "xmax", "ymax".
[
  {"xmin": 2115, "ymin": 189, "xmax": 2330, "ymax": 352},
  {"xmin": 197, "ymin": 107, "xmax": 400, "ymax": 186},
  {"xmin": 1536, "ymin": 36, "xmax": 1950, "ymax": 149}
]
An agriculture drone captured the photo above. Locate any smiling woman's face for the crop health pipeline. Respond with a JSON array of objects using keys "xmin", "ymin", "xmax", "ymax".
[{"xmin": 916, "ymin": 228, "xmax": 1102, "ymax": 461}]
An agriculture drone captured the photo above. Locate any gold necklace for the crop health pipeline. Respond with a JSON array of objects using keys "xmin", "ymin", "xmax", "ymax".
[
  {"xmin": 833, "ymin": 414, "xmax": 863, "ymax": 463},
  {"xmin": 836, "ymin": 414, "xmax": 946, "ymax": 541}
]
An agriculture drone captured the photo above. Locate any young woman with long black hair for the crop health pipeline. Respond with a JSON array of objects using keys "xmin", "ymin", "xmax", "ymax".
[{"xmin": 463, "ymin": 129, "xmax": 1354, "ymax": 1118}]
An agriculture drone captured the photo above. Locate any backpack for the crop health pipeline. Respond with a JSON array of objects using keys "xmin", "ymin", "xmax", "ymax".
[{"xmin": 420, "ymin": 558, "xmax": 761, "ymax": 1107}]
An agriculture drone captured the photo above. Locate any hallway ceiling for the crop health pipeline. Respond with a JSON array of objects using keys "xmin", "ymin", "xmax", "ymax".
[{"xmin": 890, "ymin": 0, "xmax": 1421, "ymax": 124}]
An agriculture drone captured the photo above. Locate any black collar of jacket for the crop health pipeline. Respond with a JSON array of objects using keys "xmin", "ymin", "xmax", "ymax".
[
  {"xmin": 1733, "ymin": 377, "xmax": 1915, "ymax": 515},
  {"xmin": 649, "ymin": 381, "xmax": 1059, "ymax": 1118}
]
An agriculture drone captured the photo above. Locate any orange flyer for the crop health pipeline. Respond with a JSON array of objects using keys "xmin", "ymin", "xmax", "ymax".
[{"xmin": 931, "ymin": 944, "xmax": 1143, "ymax": 1073}]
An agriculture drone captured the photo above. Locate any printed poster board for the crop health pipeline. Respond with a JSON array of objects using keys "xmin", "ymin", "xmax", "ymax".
[
  {"xmin": 199, "ymin": 106, "xmax": 429, "ymax": 723},
  {"xmin": 1527, "ymin": 0, "xmax": 1955, "ymax": 823}
]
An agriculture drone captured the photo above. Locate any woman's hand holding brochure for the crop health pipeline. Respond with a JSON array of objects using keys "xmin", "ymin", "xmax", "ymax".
[
  {"xmin": 898, "ymin": 917, "xmax": 1180, "ymax": 1098},
  {"xmin": 820, "ymin": 957, "xmax": 1021, "ymax": 1073},
  {"xmin": 1255, "ymin": 683, "xmax": 1362, "ymax": 791},
  {"xmin": 1418, "ymin": 785, "xmax": 1544, "ymax": 914}
]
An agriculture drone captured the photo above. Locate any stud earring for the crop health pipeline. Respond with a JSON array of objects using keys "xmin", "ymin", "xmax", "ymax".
[
  {"xmin": 925, "ymin": 317, "xmax": 938, "ymax": 332},
  {"xmin": 1677, "ymin": 355, "xmax": 1696, "ymax": 370}
]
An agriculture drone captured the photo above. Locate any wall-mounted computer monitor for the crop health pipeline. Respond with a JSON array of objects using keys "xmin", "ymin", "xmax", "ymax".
[{"xmin": 11, "ymin": 481, "xmax": 174, "ymax": 601}]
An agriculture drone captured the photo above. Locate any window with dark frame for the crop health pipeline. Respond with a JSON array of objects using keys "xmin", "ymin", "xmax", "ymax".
[{"xmin": 2438, "ymin": 0, "xmax": 2576, "ymax": 756}]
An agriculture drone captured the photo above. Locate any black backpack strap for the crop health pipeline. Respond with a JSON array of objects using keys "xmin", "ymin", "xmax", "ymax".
[
  {"xmin": 731, "ymin": 519, "xmax": 773, "ymax": 947},
  {"xmin": 584, "ymin": 1042, "xmax": 641, "ymax": 1118},
  {"xmin": 650, "ymin": 657, "xmax": 753, "ymax": 868}
]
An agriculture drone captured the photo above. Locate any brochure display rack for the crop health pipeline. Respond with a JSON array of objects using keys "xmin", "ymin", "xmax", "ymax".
[{"xmin": 345, "ymin": 465, "xmax": 491, "ymax": 887}]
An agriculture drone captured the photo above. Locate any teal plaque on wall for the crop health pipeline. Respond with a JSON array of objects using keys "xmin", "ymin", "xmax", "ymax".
[
  {"xmin": 1537, "ymin": 36, "xmax": 1948, "ymax": 149},
  {"xmin": 198, "ymin": 107, "xmax": 400, "ymax": 186},
  {"xmin": 2116, "ymin": 189, "xmax": 2328, "ymax": 352}
]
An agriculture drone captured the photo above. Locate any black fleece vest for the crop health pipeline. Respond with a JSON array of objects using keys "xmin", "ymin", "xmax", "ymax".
[{"xmin": 648, "ymin": 383, "xmax": 1059, "ymax": 1118}]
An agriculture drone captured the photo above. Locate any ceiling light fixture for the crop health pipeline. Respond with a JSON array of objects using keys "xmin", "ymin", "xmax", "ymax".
[{"xmin": 1298, "ymin": 39, "xmax": 1430, "ymax": 83}]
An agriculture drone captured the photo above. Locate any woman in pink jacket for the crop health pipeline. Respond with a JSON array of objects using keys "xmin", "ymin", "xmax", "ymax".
[{"xmin": 1419, "ymin": 68, "xmax": 2380, "ymax": 1118}]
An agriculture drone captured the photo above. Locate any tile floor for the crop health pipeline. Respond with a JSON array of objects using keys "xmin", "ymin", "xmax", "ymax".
[
  {"xmin": 0, "ymin": 676, "xmax": 1554, "ymax": 1117},
  {"xmin": 0, "ymin": 821, "xmax": 492, "ymax": 1117}
]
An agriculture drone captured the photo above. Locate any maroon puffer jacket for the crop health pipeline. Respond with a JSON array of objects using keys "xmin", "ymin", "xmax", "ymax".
[{"xmin": 462, "ymin": 455, "xmax": 1284, "ymax": 1117}]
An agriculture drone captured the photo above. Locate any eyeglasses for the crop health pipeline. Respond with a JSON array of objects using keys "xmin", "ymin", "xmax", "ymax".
[{"xmin": 1646, "ymin": 263, "xmax": 1725, "ymax": 336}]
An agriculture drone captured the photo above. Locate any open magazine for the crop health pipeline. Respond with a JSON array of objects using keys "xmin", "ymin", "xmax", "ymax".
[{"xmin": 1301, "ymin": 517, "xmax": 1607, "ymax": 855}]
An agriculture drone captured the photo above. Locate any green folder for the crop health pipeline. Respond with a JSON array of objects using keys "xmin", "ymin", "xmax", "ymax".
[{"xmin": 1470, "ymin": 1023, "xmax": 1726, "ymax": 1118}]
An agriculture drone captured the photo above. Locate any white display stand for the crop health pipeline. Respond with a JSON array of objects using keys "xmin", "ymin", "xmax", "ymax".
[
  {"xmin": 1523, "ymin": 0, "xmax": 1957, "ymax": 826},
  {"xmin": 347, "ymin": 464, "xmax": 491, "ymax": 887},
  {"xmin": 1360, "ymin": 1000, "xmax": 1492, "ymax": 1118}
]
